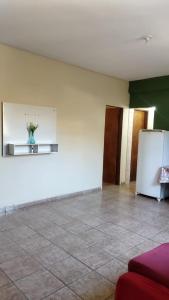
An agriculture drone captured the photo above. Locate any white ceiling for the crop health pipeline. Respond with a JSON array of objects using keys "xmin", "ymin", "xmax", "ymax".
[{"xmin": 0, "ymin": 0, "xmax": 169, "ymax": 80}]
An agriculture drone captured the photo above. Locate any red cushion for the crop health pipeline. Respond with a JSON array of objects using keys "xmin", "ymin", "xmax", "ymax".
[
  {"xmin": 115, "ymin": 272, "xmax": 169, "ymax": 300},
  {"xmin": 128, "ymin": 243, "xmax": 169, "ymax": 289}
]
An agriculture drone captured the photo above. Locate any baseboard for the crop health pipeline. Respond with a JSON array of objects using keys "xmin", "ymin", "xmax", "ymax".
[{"xmin": 0, "ymin": 187, "xmax": 101, "ymax": 216}]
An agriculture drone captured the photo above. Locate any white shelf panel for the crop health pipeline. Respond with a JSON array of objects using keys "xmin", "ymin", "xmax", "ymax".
[
  {"xmin": 11, "ymin": 143, "xmax": 56, "ymax": 146},
  {"xmin": 7, "ymin": 143, "xmax": 58, "ymax": 156},
  {"xmin": 8, "ymin": 152, "xmax": 52, "ymax": 156}
]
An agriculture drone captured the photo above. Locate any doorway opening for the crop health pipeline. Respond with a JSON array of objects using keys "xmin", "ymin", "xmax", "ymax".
[
  {"xmin": 103, "ymin": 106, "xmax": 123, "ymax": 185},
  {"xmin": 126, "ymin": 107, "xmax": 156, "ymax": 184},
  {"xmin": 130, "ymin": 110, "xmax": 148, "ymax": 182}
]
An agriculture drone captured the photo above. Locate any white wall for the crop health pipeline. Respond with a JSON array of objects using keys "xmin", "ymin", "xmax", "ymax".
[
  {"xmin": 125, "ymin": 109, "xmax": 134, "ymax": 184},
  {"xmin": 120, "ymin": 108, "xmax": 129, "ymax": 184},
  {"xmin": 147, "ymin": 107, "xmax": 156, "ymax": 129},
  {"xmin": 0, "ymin": 44, "xmax": 129, "ymax": 210}
]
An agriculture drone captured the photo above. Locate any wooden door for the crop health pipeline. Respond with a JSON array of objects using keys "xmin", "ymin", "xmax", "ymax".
[
  {"xmin": 130, "ymin": 110, "xmax": 148, "ymax": 181},
  {"xmin": 103, "ymin": 106, "xmax": 123, "ymax": 184}
]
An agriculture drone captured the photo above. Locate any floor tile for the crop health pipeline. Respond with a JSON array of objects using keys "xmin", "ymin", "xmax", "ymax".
[
  {"xmin": 23, "ymin": 217, "xmax": 55, "ymax": 231},
  {"xmin": 44, "ymin": 286, "xmax": 81, "ymax": 299},
  {"xmin": 37, "ymin": 224, "xmax": 67, "ymax": 240},
  {"xmin": 106, "ymin": 294, "xmax": 115, "ymax": 300},
  {"xmin": 15, "ymin": 269, "xmax": 64, "ymax": 300},
  {"xmin": 97, "ymin": 258, "xmax": 127, "ymax": 283},
  {"xmin": 0, "ymin": 243, "xmax": 26, "ymax": 264},
  {"xmin": 151, "ymin": 230, "xmax": 169, "ymax": 243},
  {"xmin": 116, "ymin": 245, "xmax": 144, "ymax": 264},
  {"xmin": 121, "ymin": 232, "xmax": 147, "ymax": 247},
  {"xmin": 61, "ymin": 220, "xmax": 92, "ymax": 235},
  {"xmin": 0, "ymin": 233, "xmax": 13, "ymax": 246},
  {"xmin": 78, "ymin": 215, "xmax": 105, "ymax": 227},
  {"xmin": 129, "ymin": 222, "xmax": 162, "ymax": 239},
  {"xmin": 33, "ymin": 244, "xmax": 70, "ymax": 268},
  {"xmin": 19, "ymin": 234, "xmax": 52, "ymax": 254},
  {"xmin": 96, "ymin": 223, "xmax": 129, "ymax": 239},
  {"xmin": 73, "ymin": 245, "xmax": 113, "ymax": 269},
  {"xmin": 5, "ymin": 225, "xmax": 36, "ymax": 242},
  {"xmin": 136, "ymin": 239, "xmax": 161, "ymax": 252},
  {"xmin": 79, "ymin": 229, "xmax": 111, "ymax": 246},
  {"xmin": 104, "ymin": 240, "xmax": 134, "ymax": 258},
  {"xmin": 53, "ymin": 214, "xmax": 75, "ymax": 226},
  {"xmin": 0, "ymin": 285, "xmax": 27, "ymax": 300},
  {"xmin": 69, "ymin": 271, "xmax": 114, "ymax": 300},
  {"xmin": 0, "ymin": 215, "xmax": 22, "ymax": 232},
  {"xmin": 50, "ymin": 256, "xmax": 91, "ymax": 284},
  {"xmin": 0, "ymin": 270, "xmax": 11, "ymax": 288},
  {"xmin": 0, "ymin": 255, "xmax": 43, "ymax": 281},
  {"xmin": 52, "ymin": 232, "xmax": 90, "ymax": 253}
]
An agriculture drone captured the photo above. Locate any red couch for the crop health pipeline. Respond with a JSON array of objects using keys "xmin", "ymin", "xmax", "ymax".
[
  {"xmin": 115, "ymin": 243, "xmax": 169, "ymax": 300},
  {"xmin": 115, "ymin": 272, "xmax": 169, "ymax": 300}
]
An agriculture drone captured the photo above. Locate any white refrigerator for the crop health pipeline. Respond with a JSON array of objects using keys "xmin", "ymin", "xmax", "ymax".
[{"xmin": 136, "ymin": 130, "xmax": 169, "ymax": 201}]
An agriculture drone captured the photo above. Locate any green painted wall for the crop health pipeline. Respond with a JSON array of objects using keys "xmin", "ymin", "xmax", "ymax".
[{"xmin": 129, "ymin": 76, "xmax": 169, "ymax": 130}]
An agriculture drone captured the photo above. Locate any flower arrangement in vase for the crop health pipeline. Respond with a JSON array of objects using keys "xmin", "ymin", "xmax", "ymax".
[{"xmin": 27, "ymin": 122, "xmax": 38, "ymax": 144}]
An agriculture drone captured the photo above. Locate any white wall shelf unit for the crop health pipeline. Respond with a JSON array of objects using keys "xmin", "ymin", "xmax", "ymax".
[
  {"xmin": 3, "ymin": 103, "xmax": 58, "ymax": 157},
  {"xmin": 7, "ymin": 143, "xmax": 58, "ymax": 156}
]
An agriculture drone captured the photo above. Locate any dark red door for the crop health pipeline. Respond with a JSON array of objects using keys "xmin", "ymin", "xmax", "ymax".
[
  {"xmin": 103, "ymin": 106, "xmax": 123, "ymax": 184},
  {"xmin": 130, "ymin": 110, "xmax": 148, "ymax": 181}
]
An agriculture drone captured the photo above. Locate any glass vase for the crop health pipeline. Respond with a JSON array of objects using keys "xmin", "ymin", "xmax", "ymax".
[{"xmin": 28, "ymin": 131, "xmax": 36, "ymax": 144}]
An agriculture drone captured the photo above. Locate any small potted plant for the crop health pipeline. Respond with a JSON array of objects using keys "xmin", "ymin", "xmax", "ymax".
[{"xmin": 27, "ymin": 122, "xmax": 38, "ymax": 144}]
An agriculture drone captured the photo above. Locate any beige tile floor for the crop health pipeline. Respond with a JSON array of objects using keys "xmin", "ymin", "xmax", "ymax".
[{"xmin": 0, "ymin": 183, "xmax": 167, "ymax": 299}]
